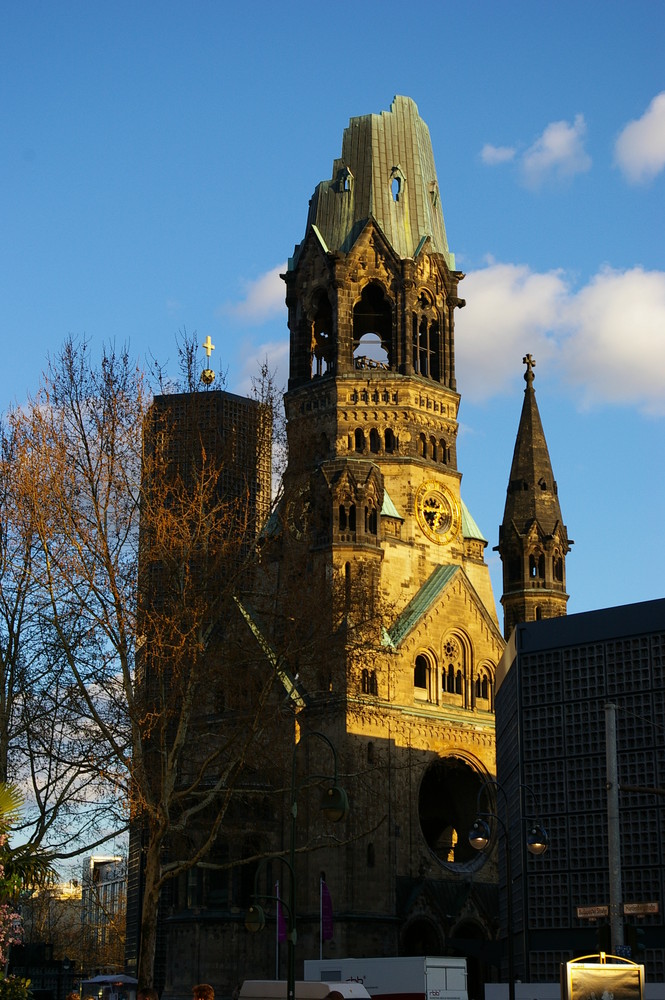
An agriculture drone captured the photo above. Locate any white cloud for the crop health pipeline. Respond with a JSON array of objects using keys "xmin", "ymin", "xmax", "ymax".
[
  {"xmin": 521, "ymin": 114, "xmax": 591, "ymax": 188},
  {"xmin": 614, "ymin": 92, "xmax": 665, "ymax": 184},
  {"xmin": 456, "ymin": 262, "xmax": 567, "ymax": 400},
  {"xmin": 219, "ymin": 263, "xmax": 287, "ymax": 324},
  {"xmin": 560, "ymin": 266, "xmax": 665, "ymax": 415},
  {"xmin": 456, "ymin": 261, "xmax": 665, "ymax": 416},
  {"xmin": 235, "ymin": 337, "xmax": 289, "ymax": 399},
  {"xmin": 481, "ymin": 144, "xmax": 516, "ymax": 165}
]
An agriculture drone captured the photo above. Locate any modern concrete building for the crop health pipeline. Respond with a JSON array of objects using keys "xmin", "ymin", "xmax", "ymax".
[
  {"xmin": 495, "ymin": 600, "xmax": 665, "ymax": 983},
  {"xmin": 82, "ymin": 855, "xmax": 127, "ymax": 975}
]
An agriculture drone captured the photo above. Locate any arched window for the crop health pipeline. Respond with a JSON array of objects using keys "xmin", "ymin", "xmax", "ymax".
[
  {"xmin": 554, "ymin": 555, "xmax": 564, "ymax": 581},
  {"xmin": 385, "ymin": 428, "xmax": 396, "ymax": 453},
  {"xmin": 354, "ymin": 428, "xmax": 365, "ymax": 453},
  {"xmin": 414, "ymin": 655, "xmax": 428, "ymax": 689},
  {"xmin": 353, "ymin": 284, "xmax": 392, "ymax": 369},
  {"xmin": 508, "ymin": 554, "xmax": 521, "ymax": 582},
  {"xmin": 420, "ymin": 433, "xmax": 427, "ymax": 458},
  {"xmin": 439, "ymin": 439, "xmax": 447, "ymax": 464},
  {"xmin": 390, "ymin": 165, "xmax": 405, "ymax": 203},
  {"xmin": 442, "ymin": 635, "xmax": 466, "ymax": 705},
  {"xmin": 315, "ymin": 433, "xmax": 329, "ymax": 462},
  {"xmin": 474, "ymin": 668, "xmax": 492, "ymax": 709},
  {"xmin": 311, "ymin": 290, "xmax": 333, "ymax": 378},
  {"xmin": 411, "ymin": 291, "xmax": 441, "ymax": 380},
  {"xmin": 365, "ymin": 506, "xmax": 378, "ymax": 535},
  {"xmin": 414, "ymin": 653, "xmax": 433, "ymax": 701},
  {"xmin": 370, "ymin": 428, "xmax": 381, "ymax": 453},
  {"xmin": 362, "ymin": 669, "xmax": 378, "ymax": 696},
  {"xmin": 529, "ymin": 553, "xmax": 544, "ymax": 579},
  {"xmin": 429, "ymin": 436, "xmax": 437, "ymax": 461},
  {"xmin": 339, "ymin": 505, "xmax": 347, "ymax": 531},
  {"xmin": 338, "ymin": 166, "xmax": 353, "ymax": 193}
]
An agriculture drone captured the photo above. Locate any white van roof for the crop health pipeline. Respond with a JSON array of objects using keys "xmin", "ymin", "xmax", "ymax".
[{"xmin": 240, "ymin": 982, "xmax": 372, "ymax": 1000}]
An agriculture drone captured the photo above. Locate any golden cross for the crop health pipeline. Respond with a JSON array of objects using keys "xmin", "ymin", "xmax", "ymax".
[{"xmin": 202, "ymin": 335, "xmax": 215, "ymax": 359}]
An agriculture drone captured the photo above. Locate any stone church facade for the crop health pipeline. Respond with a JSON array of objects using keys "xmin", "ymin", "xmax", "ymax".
[{"xmin": 132, "ymin": 97, "xmax": 570, "ymax": 999}]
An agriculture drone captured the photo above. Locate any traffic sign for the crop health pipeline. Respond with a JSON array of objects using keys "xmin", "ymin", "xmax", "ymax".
[
  {"xmin": 576, "ymin": 901, "xmax": 658, "ymax": 918},
  {"xmin": 576, "ymin": 905, "xmax": 609, "ymax": 918},
  {"xmin": 623, "ymin": 901, "xmax": 658, "ymax": 916}
]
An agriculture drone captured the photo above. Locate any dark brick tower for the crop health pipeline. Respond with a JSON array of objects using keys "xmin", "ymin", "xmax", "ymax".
[{"xmin": 497, "ymin": 355, "xmax": 572, "ymax": 639}]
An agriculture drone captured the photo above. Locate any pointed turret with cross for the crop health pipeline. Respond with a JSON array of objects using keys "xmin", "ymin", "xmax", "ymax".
[{"xmin": 496, "ymin": 355, "xmax": 573, "ymax": 639}]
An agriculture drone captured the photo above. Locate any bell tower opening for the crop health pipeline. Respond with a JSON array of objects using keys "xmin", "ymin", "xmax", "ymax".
[
  {"xmin": 311, "ymin": 289, "xmax": 333, "ymax": 378},
  {"xmin": 412, "ymin": 291, "xmax": 441, "ymax": 381},
  {"xmin": 353, "ymin": 283, "xmax": 392, "ymax": 370}
]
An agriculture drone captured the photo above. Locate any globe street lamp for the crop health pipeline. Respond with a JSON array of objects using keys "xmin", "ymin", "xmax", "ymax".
[
  {"xmin": 468, "ymin": 780, "xmax": 548, "ymax": 1000},
  {"xmin": 246, "ymin": 729, "xmax": 349, "ymax": 1000}
]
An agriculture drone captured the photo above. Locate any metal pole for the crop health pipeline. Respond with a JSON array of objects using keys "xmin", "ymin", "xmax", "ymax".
[
  {"xmin": 505, "ymin": 830, "xmax": 515, "ymax": 1000},
  {"xmin": 605, "ymin": 702, "xmax": 624, "ymax": 952},
  {"xmin": 288, "ymin": 749, "xmax": 298, "ymax": 1000},
  {"xmin": 275, "ymin": 881, "xmax": 280, "ymax": 980}
]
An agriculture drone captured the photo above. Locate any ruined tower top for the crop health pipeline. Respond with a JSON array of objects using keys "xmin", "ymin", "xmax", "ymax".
[{"xmin": 294, "ymin": 95, "xmax": 454, "ymax": 268}]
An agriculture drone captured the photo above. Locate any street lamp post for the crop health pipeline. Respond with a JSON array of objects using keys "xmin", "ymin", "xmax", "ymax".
[
  {"xmin": 468, "ymin": 780, "xmax": 548, "ymax": 1000},
  {"xmin": 246, "ymin": 729, "xmax": 349, "ymax": 1000},
  {"xmin": 605, "ymin": 702, "xmax": 624, "ymax": 955}
]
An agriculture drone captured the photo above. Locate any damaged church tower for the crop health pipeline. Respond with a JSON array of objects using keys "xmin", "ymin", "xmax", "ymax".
[{"xmin": 267, "ymin": 96, "xmax": 505, "ymax": 983}]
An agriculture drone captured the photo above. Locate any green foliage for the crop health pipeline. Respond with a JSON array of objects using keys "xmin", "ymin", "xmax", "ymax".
[
  {"xmin": 0, "ymin": 975, "xmax": 31, "ymax": 1000},
  {"xmin": 0, "ymin": 783, "xmax": 57, "ymax": 896},
  {"xmin": 0, "ymin": 788, "xmax": 22, "ymax": 832},
  {"xmin": 0, "ymin": 782, "xmax": 57, "ymax": 964}
]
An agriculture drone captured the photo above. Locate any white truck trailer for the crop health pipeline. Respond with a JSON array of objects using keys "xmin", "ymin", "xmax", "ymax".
[
  {"xmin": 239, "ymin": 982, "xmax": 372, "ymax": 1000},
  {"xmin": 303, "ymin": 957, "xmax": 468, "ymax": 1000}
]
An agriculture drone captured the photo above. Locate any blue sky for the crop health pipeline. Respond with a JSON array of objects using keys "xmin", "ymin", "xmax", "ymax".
[{"xmin": 2, "ymin": 1, "xmax": 664, "ymax": 618}]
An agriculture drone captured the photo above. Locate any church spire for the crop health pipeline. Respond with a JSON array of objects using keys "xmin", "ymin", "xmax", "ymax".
[{"xmin": 497, "ymin": 355, "xmax": 572, "ymax": 639}]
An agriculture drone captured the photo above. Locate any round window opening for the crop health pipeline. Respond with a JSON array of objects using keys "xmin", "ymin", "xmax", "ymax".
[{"xmin": 418, "ymin": 757, "xmax": 489, "ymax": 872}]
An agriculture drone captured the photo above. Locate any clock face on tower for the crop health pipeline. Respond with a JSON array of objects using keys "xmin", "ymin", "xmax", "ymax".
[{"xmin": 415, "ymin": 480, "xmax": 461, "ymax": 545}]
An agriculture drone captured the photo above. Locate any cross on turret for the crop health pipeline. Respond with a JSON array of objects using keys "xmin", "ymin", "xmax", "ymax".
[
  {"xmin": 200, "ymin": 335, "xmax": 216, "ymax": 385},
  {"xmin": 523, "ymin": 353, "xmax": 536, "ymax": 383}
]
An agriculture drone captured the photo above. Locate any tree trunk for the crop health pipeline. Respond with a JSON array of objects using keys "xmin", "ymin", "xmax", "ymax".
[{"xmin": 137, "ymin": 831, "xmax": 163, "ymax": 987}]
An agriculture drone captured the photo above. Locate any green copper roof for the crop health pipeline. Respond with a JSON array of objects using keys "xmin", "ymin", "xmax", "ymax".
[
  {"xmin": 301, "ymin": 96, "xmax": 454, "ymax": 268},
  {"xmin": 381, "ymin": 488, "xmax": 403, "ymax": 520},
  {"xmin": 461, "ymin": 499, "xmax": 487, "ymax": 543},
  {"xmin": 385, "ymin": 564, "xmax": 459, "ymax": 648}
]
